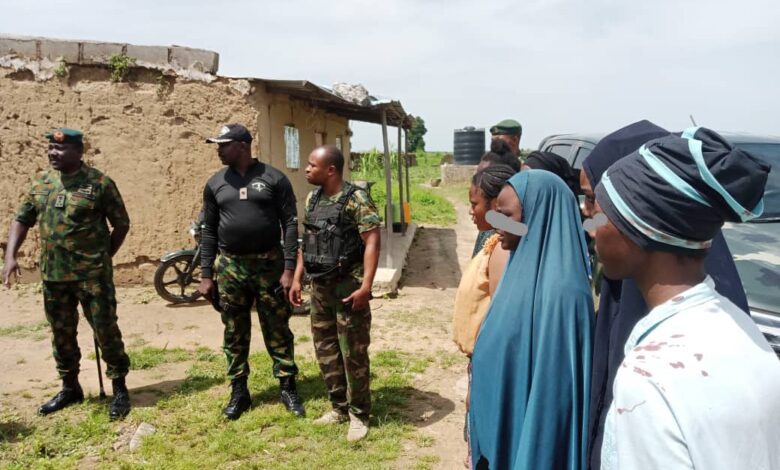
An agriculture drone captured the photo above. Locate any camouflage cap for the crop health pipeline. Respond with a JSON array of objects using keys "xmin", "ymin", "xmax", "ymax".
[
  {"xmin": 45, "ymin": 128, "xmax": 84, "ymax": 144},
  {"xmin": 490, "ymin": 119, "xmax": 522, "ymax": 137}
]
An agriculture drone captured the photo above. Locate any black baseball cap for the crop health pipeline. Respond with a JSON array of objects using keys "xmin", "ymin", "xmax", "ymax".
[{"xmin": 206, "ymin": 124, "xmax": 253, "ymax": 144}]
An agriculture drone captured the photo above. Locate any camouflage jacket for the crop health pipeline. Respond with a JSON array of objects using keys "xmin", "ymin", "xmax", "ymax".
[
  {"xmin": 303, "ymin": 183, "xmax": 381, "ymax": 281},
  {"xmin": 15, "ymin": 165, "xmax": 130, "ymax": 282}
]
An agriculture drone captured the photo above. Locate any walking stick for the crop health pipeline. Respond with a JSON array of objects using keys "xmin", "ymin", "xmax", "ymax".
[{"xmin": 93, "ymin": 335, "xmax": 106, "ymax": 399}]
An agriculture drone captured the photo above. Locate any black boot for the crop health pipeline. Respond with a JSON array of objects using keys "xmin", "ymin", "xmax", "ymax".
[
  {"xmin": 109, "ymin": 377, "xmax": 131, "ymax": 420},
  {"xmin": 223, "ymin": 377, "xmax": 251, "ymax": 420},
  {"xmin": 279, "ymin": 376, "xmax": 305, "ymax": 417},
  {"xmin": 38, "ymin": 376, "xmax": 84, "ymax": 416}
]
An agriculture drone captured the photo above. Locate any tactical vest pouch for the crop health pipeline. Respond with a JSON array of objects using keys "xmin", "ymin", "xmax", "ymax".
[{"xmin": 302, "ymin": 184, "xmax": 364, "ymax": 279}]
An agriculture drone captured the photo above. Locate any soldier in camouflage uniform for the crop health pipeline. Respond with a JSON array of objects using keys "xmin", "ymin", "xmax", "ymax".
[
  {"xmin": 290, "ymin": 145, "xmax": 381, "ymax": 442},
  {"xmin": 2, "ymin": 128, "xmax": 132, "ymax": 420},
  {"xmin": 197, "ymin": 124, "xmax": 304, "ymax": 420}
]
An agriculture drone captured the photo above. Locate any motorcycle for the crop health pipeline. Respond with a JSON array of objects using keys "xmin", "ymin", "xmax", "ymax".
[
  {"xmin": 154, "ymin": 220, "xmax": 203, "ymax": 304},
  {"xmin": 153, "ymin": 223, "xmax": 311, "ymax": 314}
]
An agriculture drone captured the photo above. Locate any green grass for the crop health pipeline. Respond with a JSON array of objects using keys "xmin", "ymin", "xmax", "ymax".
[
  {"xmin": 353, "ymin": 151, "xmax": 457, "ymax": 226},
  {"xmin": 0, "ymin": 321, "xmax": 49, "ymax": 340},
  {"xmin": 87, "ymin": 346, "xmax": 217, "ymax": 369},
  {"xmin": 127, "ymin": 347, "xmax": 193, "ymax": 370},
  {"xmin": 0, "ymin": 349, "xmax": 431, "ymax": 469},
  {"xmin": 414, "ymin": 454, "xmax": 441, "ymax": 469}
]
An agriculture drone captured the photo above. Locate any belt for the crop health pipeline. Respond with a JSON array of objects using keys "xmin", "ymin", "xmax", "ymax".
[{"xmin": 219, "ymin": 247, "xmax": 280, "ymax": 260}]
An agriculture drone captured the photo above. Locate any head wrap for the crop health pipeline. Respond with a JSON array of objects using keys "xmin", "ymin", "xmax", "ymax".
[
  {"xmin": 582, "ymin": 120, "xmax": 668, "ymax": 186},
  {"xmin": 524, "ymin": 150, "xmax": 579, "ymax": 194},
  {"xmin": 595, "ymin": 126, "xmax": 770, "ymax": 253}
]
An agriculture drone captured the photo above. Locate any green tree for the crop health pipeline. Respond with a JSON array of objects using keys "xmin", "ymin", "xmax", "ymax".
[{"xmin": 406, "ymin": 116, "xmax": 427, "ymax": 152}]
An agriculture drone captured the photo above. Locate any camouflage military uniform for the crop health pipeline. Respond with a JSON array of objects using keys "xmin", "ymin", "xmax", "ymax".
[
  {"xmin": 304, "ymin": 185, "xmax": 381, "ymax": 419},
  {"xmin": 215, "ymin": 247, "xmax": 298, "ymax": 380},
  {"xmin": 15, "ymin": 165, "xmax": 131, "ymax": 380}
]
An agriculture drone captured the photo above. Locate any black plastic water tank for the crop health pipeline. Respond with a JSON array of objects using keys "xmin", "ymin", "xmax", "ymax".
[{"xmin": 453, "ymin": 126, "xmax": 485, "ymax": 165}]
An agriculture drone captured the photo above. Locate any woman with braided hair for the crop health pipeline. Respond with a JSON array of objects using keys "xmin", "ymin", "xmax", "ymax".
[{"xmin": 453, "ymin": 163, "xmax": 515, "ymax": 468}]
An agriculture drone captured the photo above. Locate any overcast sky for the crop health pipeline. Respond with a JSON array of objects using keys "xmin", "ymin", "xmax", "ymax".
[{"xmin": 3, "ymin": 0, "xmax": 779, "ymax": 151}]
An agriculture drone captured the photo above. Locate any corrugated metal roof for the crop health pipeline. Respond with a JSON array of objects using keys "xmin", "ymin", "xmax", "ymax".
[{"xmin": 255, "ymin": 79, "xmax": 411, "ymax": 129}]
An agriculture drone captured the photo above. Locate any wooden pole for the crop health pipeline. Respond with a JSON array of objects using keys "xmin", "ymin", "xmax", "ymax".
[
  {"xmin": 404, "ymin": 129, "xmax": 411, "ymax": 204},
  {"xmin": 381, "ymin": 108, "xmax": 394, "ymax": 269},
  {"xmin": 397, "ymin": 126, "xmax": 406, "ymax": 235}
]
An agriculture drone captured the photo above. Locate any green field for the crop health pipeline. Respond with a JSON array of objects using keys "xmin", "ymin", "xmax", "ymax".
[{"xmin": 351, "ymin": 150, "xmax": 458, "ymax": 226}]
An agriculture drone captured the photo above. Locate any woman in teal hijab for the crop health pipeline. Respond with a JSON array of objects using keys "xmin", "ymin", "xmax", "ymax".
[{"xmin": 470, "ymin": 170, "xmax": 594, "ymax": 469}]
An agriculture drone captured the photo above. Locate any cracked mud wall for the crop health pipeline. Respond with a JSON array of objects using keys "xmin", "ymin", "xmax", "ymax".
[{"xmin": 0, "ymin": 65, "xmax": 350, "ymax": 284}]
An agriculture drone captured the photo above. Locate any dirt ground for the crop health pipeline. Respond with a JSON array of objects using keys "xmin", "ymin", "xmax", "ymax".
[{"xmin": 0, "ymin": 194, "xmax": 476, "ymax": 469}]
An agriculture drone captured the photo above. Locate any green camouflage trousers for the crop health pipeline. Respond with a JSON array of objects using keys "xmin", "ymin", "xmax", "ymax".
[
  {"xmin": 215, "ymin": 250, "xmax": 298, "ymax": 380},
  {"xmin": 310, "ymin": 274, "xmax": 371, "ymax": 419},
  {"xmin": 42, "ymin": 272, "xmax": 130, "ymax": 380}
]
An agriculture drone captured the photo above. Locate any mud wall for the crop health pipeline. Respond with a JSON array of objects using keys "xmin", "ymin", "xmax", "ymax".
[{"xmin": 0, "ymin": 66, "xmax": 350, "ymax": 284}]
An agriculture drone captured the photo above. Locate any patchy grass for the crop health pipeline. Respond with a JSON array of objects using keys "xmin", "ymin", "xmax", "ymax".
[
  {"xmin": 354, "ymin": 151, "xmax": 457, "ymax": 226},
  {"xmin": 127, "ymin": 347, "xmax": 192, "ymax": 370},
  {"xmin": 0, "ymin": 321, "xmax": 49, "ymax": 340},
  {"xmin": 414, "ymin": 454, "xmax": 441, "ymax": 469},
  {"xmin": 414, "ymin": 433, "xmax": 435, "ymax": 448},
  {"xmin": 392, "ymin": 308, "xmax": 445, "ymax": 329},
  {"xmin": 433, "ymin": 181, "xmax": 472, "ymax": 207},
  {"xmin": 295, "ymin": 335, "xmax": 311, "ymax": 345},
  {"xmin": 0, "ymin": 349, "xmax": 432, "ymax": 469},
  {"xmin": 434, "ymin": 349, "xmax": 468, "ymax": 370}
]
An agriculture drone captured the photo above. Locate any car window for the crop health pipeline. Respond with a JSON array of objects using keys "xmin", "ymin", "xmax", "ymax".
[
  {"xmin": 571, "ymin": 146, "xmax": 592, "ymax": 169},
  {"xmin": 733, "ymin": 143, "xmax": 780, "ymax": 220},
  {"xmin": 545, "ymin": 144, "xmax": 573, "ymax": 161}
]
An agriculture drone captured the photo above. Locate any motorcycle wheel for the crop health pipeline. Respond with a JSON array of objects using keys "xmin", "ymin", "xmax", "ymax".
[{"xmin": 154, "ymin": 253, "xmax": 202, "ymax": 304}]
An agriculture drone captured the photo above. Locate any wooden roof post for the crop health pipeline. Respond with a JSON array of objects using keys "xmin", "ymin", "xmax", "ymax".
[
  {"xmin": 381, "ymin": 108, "xmax": 394, "ymax": 268},
  {"xmin": 397, "ymin": 125, "xmax": 406, "ymax": 235}
]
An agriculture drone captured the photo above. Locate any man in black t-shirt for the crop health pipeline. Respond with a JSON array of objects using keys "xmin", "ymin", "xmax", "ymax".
[{"xmin": 198, "ymin": 124, "xmax": 304, "ymax": 420}]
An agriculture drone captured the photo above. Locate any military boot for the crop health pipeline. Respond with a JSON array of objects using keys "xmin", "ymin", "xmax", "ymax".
[
  {"xmin": 223, "ymin": 377, "xmax": 251, "ymax": 420},
  {"xmin": 109, "ymin": 377, "xmax": 131, "ymax": 420},
  {"xmin": 38, "ymin": 375, "xmax": 84, "ymax": 416},
  {"xmin": 279, "ymin": 376, "xmax": 305, "ymax": 417}
]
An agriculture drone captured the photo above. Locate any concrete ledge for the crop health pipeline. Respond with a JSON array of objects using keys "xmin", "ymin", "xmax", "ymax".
[
  {"xmin": 372, "ymin": 267, "xmax": 402, "ymax": 297},
  {"xmin": 171, "ymin": 46, "xmax": 219, "ymax": 74},
  {"xmin": 441, "ymin": 163, "xmax": 477, "ymax": 185},
  {"xmin": 0, "ymin": 36, "xmax": 37, "ymax": 57},
  {"xmin": 40, "ymin": 39, "xmax": 79, "ymax": 62},
  {"xmin": 126, "ymin": 44, "xmax": 170, "ymax": 65},
  {"xmin": 81, "ymin": 41, "xmax": 124, "ymax": 63},
  {"xmin": 373, "ymin": 223, "xmax": 418, "ymax": 295},
  {"xmin": 0, "ymin": 34, "xmax": 219, "ymax": 74}
]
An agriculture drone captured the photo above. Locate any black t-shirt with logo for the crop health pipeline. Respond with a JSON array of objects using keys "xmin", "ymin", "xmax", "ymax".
[{"xmin": 200, "ymin": 160, "xmax": 298, "ymax": 277}]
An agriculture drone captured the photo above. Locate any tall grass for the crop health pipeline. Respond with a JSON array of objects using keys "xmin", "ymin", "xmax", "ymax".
[{"xmin": 351, "ymin": 150, "xmax": 456, "ymax": 226}]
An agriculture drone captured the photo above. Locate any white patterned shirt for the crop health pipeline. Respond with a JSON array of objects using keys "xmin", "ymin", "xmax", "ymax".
[{"xmin": 601, "ymin": 277, "xmax": 780, "ymax": 470}]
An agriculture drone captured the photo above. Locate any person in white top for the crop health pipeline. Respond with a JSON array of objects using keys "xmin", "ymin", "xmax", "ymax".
[{"xmin": 591, "ymin": 126, "xmax": 780, "ymax": 470}]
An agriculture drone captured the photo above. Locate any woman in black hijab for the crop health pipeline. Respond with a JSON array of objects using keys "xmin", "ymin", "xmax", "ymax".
[
  {"xmin": 581, "ymin": 120, "xmax": 748, "ymax": 470},
  {"xmin": 522, "ymin": 151, "xmax": 580, "ymax": 195}
]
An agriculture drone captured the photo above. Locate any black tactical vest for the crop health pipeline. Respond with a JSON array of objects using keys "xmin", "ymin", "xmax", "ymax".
[{"xmin": 302, "ymin": 183, "xmax": 364, "ymax": 279}]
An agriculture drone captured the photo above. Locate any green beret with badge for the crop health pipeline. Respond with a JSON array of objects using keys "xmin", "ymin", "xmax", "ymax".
[
  {"xmin": 45, "ymin": 128, "xmax": 84, "ymax": 144},
  {"xmin": 489, "ymin": 119, "xmax": 522, "ymax": 137}
]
